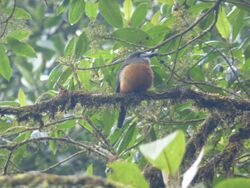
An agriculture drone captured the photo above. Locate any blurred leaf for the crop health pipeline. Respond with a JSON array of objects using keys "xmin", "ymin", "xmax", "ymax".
[
  {"xmin": 86, "ymin": 164, "xmax": 93, "ymax": 176},
  {"xmin": 140, "ymin": 130, "xmax": 185, "ymax": 175},
  {"xmin": 215, "ymin": 178, "xmax": 250, "ymax": 188},
  {"xmin": 65, "ymin": 37, "xmax": 77, "ymax": 56},
  {"xmin": 151, "ymin": 10, "xmax": 161, "ymax": 25},
  {"xmin": 146, "ymin": 25, "xmax": 168, "ymax": 45},
  {"xmin": 124, "ymin": 0, "xmax": 133, "ymax": 21},
  {"xmin": 49, "ymin": 140, "xmax": 57, "ymax": 155},
  {"xmin": 0, "ymin": 119, "xmax": 13, "ymax": 132},
  {"xmin": 85, "ymin": 1, "xmax": 98, "ymax": 20},
  {"xmin": 68, "ymin": 0, "xmax": 85, "ymax": 25},
  {"xmin": 99, "ymin": 0, "xmax": 123, "ymax": 28},
  {"xmin": 112, "ymin": 28, "xmax": 151, "ymax": 46},
  {"xmin": 0, "ymin": 101, "xmax": 19, "ymax": 106},
  {"xmin": 18, "ymin": 88, "xmax": 27, "ymax": 106},
  {"xmin": 56, "ymin": 67, "xmax": 72, "ymax": 86},
  {"xmin": 78, "ymin": 119, "xmax": 93, "ymax": 133},
  {"xmin": 189, "ymin": 66, "xmax": 205, "ymax": 81},
  {"xmin": 131, "ymin": 3, "xmax": 148, "ymax": 27},
  {"xmin": 108, "ymin": 162, "xmax": 149, "ymax": 188},
  {"xmin": 117, "ymin": 125, "xmax": 136, "ymax": 153},
  {"xmin": 7, "ymin": 30, "xmax": 31, "ymax": 40},
  {"xmin": 44, "ymin": 15, "xmax": 62, "ymax": 28},
  {"xmin": 182, "ymin": 148, "xmax": 205, "ymax": 188},
  {"xmin": 77, "ymin": 61, "xmax": 91, "ymax": 91},
  {"xmin": 7, "ymin": 37, "xmax": 36, "ymax": 57},
  {"xmin": 57, "ymin": 119, "xmax": 76, "ymax": 130},
  {"xmin": 6, "ymin": 7, "xmax": 31, "ymax": 19},
  {"xmin": 0, "ymin": 45, "xmax": 12, "ymax": 81},
  {"xmin": 48, "ymin": 64, "xmax": 63, "ymax": 89},
  {"xmin": 75, "ymin": 32, "xmax": 88, "ymax": 58},
  {"xmin": 216, "ymin": 7, "xmax": 231, "ymax": 40},
  {"xmin": 56, "ymin": 0, "xmax": 69, "ymax": 15}
]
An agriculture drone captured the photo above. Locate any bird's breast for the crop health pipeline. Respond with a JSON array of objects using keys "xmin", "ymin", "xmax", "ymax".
[{"xmin": 119, "ymin": 63, "xmax": 153, "ymax": 93}]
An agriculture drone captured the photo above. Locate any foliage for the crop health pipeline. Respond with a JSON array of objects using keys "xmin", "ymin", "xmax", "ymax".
[{"xmin": 0, "ymin": 0, "xmax": 250, "ymax": 187}]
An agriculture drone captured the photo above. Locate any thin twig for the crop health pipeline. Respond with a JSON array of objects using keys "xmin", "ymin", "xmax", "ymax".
[{"xmin": 41, "ymin": 149, "xmax": 86, "ymax": 173}]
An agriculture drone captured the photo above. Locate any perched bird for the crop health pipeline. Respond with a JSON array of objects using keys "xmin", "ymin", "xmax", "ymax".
[{"xmin": 116, "ymin": 51, "xmax": 156, "ymax": 128}]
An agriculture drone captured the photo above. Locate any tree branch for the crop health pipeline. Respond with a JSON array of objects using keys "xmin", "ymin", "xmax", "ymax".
[
  {"xmin": 0, "ymin": 172, "xmax": 122, "ymax": 187},
  {"xmin": 1, "ymin": 88, "xmax": 250, "ymax": 121}
]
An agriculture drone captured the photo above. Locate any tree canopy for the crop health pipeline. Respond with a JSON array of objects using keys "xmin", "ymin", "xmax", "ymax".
[{"xmin": 0, "ymin": 0, "xmax": 250, "ymax": 187}]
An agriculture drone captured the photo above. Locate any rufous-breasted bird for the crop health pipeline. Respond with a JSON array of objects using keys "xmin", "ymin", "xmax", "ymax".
[{"xmin": 116, "ymin": 51, "xmax": 156, "ymax": 128}]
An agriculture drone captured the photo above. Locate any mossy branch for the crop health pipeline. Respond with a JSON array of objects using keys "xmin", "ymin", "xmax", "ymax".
[
  {"xmin": 1, "ymin": 88, "xmax": 250, "ymax": 122},
  {"xmin": 0, "ymin": 172, "xmax": 122, "ymax": 187}
]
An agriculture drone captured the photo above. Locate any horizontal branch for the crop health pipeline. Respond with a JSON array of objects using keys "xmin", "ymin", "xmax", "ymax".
[
  {"xmin": 1, "ymin": 88, "xmax": 250, "ymax": 122},
  {"xmin": 0, "ymin": 172, "xmax": 121, "ymax": 187}
]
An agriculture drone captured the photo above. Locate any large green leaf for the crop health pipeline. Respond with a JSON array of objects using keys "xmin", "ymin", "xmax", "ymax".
[
  {"xmin": 216, "ymin": 7, "xmax": 231, "ymax": 40},
  {"xmin": 108, "ymin": 162, "xmax": 149, "ymax": 188},
  {"xmin": 139, "ymin": 130, "xmax": 185, "ymax": 175},
  {"xmin": 215, "ymin": 178, "xmax": 250, "ymax": 188},
  {"xmin": 99, "ymin": 0, "xmax": 123, "ymax": 28},
  {"xmin": 112, "ymin": 28, "xmax": 151, "ymax": 46},
  {"xmin": 0, "ymin": 45, "xmax": 12, "ymax": 81},
  {"xmin": 68, "ymin": 0, "xmax": 85, "ymax": 25},
  {"xmin": 131, "ymin": 3, "xmax": 148, "ymax": 27},
  {"xmin": 7, "ymin": 37, "xmax": 36, "ymax": 57}
]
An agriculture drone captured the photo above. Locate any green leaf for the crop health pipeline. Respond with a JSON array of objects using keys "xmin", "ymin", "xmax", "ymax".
[
  {"xmin": 0, "ymin": 119, "xmax": 13, "ymax": 132},
  {"xmin": 112, "ymin": 28, "xmax": 151, "ymax": 46},
  {"xmin": 0, "ymin": 45, "xmax": 12, "ymax": 81},
  {"xmin": 75, "ymin": 32, "xmax": 88, "ymax": 58},
  {"xmin": 64, "ymin": 37, "xmax": 77, "ymax": 57},
  {"xmin": 18, "ymin": 88, "xmax": 27, "ymax": 106},
  {"xmin": 117, "ymin": 125, "xmax": 136, "ymax": 153},
  {"xmin": 131, "ymin": 3, "xmax": 148, "ymax": 27},
  {"xmin": 56, "ymin": 0, "xmax": 69, "ymax": 15},
  {"xmin": 151, "ymin": 10, "xmax": 161, "ymax": 25},
  {"xmin": 108, "ymin": 162, "xmax": 149, "ymax": 188},
  {"xmin": 7, "ymin": 30, "xmax": 31, "ymax": 40},
  {"xmin": 78, "ymin": 119, "xmax": 93, "ymax": 133},
  {"xmin": 124, "ymin": 0, "xmax": 133, "ymax": 21},
  {"xmin": 216, "ymin": 7, "xmax": 231, "ymax": 40},
  {"xmin": 85, "ymin": 1, "xmax": 98, "ymax": 20},
  {"xmin": 7, "ymin": 37, "xmax": 36, "ymax": 57},
  {"xmin": 146, "ymin": 25, "xmax": 168, "ymax": 45},
  {"xmin": 189, "ymin": 66, "xmax": 205, "ymax": 81},
  {"xmin": 68, "ymin": 0, "xmax": 85, "ymax": 25},
  {"xmin": 6, "ymin": 7, "xmax": 32, "ymax": 19},
  {"xmin": 48, "ymin": 64, "xmax": 63, "ymax": 89},
  {"xmin": 77, "ymin": 67, "xmax": 90, "ymax": 90},
  {"xmin": 57, "ymin": 119, "xmax": 76, "ymax": 130},
  {"xmin": 139, "ymin": 130, "xmax": 185, "ymax": 175},
  {"xmin": 215, "ymin": 178, "xmax": 250, "ymax": 188},
  {"xmin": 86, "ymin": 164, "xmax": 93, "ymax": 176},
  {"xmin": 99, "ymin": 0, "xmax": 123, "ymax": 28}
]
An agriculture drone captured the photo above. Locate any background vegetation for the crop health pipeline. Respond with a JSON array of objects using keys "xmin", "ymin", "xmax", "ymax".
[{"xmin": 0, "ymin": 0, "xmax": 250, "ymax": 187}]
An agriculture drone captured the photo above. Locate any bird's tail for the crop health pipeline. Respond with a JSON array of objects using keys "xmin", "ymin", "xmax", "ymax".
[{"xmin": 117, "ymin": 105, "xmax": 126, "ymax": 128}]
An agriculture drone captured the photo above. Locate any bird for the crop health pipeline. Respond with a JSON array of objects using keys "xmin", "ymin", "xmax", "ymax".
[{"xmin": 116, "ymin": 51, "xmax": 156, "ymax": 128}]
